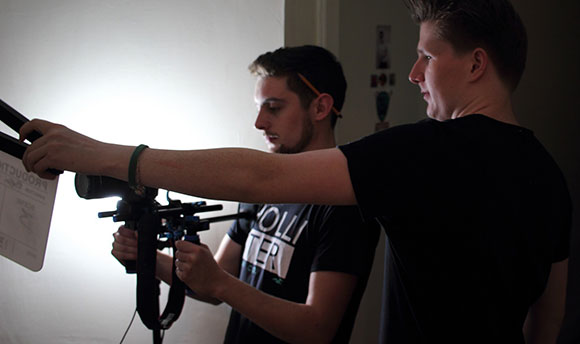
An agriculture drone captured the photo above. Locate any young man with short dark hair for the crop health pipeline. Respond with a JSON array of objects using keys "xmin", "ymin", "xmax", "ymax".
[{"xmin": 111, "ymin": 45, "xmax": 379, "ymax": 343}]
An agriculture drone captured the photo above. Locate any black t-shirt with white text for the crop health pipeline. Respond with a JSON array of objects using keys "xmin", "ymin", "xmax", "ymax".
[{"xmin": 224, "ymin": 203, "xmax": 380, "ymax": 343}]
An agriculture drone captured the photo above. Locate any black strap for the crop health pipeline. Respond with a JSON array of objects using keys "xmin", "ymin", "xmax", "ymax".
[
  {"xmin": 136, "ymin": 212, "xmax": 186, "ymax": 330},
  {"xmin": 137, "ymin": 212, "xmax": 161, "ymax": 330},
  {"xmin": 159, "ymin": 241, "xmax": 186, "ymax": 328}
]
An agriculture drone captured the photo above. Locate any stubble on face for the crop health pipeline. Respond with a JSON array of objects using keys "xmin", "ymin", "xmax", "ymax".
[{"xmin": 275, "ymin": 113, "xmax": 314, "ymax": 154}]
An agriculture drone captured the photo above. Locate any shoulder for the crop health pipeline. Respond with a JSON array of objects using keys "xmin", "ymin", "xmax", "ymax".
[
  {"xmin": 339, "ymin": 118, "xmax": 442, "ymax": 158},
  {"xmin": 310, "ymin": 204, "xmax": 380, "ymax": 236}
]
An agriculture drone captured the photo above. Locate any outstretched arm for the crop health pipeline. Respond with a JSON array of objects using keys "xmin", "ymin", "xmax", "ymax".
[{"xmin": 20, "ymin": 119, "xmax": 357, "ymax": 205}]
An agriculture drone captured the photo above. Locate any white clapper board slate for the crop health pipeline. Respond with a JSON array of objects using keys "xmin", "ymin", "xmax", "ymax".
[{"xmin": 0, "ymin": 149, "xmax": 58, "ymax": 271}]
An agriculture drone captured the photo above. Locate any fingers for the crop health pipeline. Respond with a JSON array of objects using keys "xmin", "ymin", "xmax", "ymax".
[
  {"xmin": 174, "ymin": 263, "xmax": 189, "ymax": 285},
  {"xmin": 174, "ymin": 242, "xmax": 222, "ymax": 298},
  {"xmin": 111, "ymin": 226, "xmax": 138, "ymax": 261},
  {"xmin": 111, "ymin": 243, "xmax": 137, "ymax": 260},
  {"xmin": 175, "ymin": 239, "xmax": 198, "ymax": 252},
  {"xmin": 19, "ymin": 119, "xmax": 49, "ymax": 142},
  {"xmin": 20, "ymin": 120, "xmax": 64, "ymax": 176},
  {"xmin": 174, "ymin": 241, "xmax": 205, "ymax": 271},
  {"xmin": 114, "ymin": 225, "xmax": 138, "ymax": 242},
  {"xmin": 19, "ymin": 118, "xmax": 101, "ymax": 177},
  {"xmin": 175, "ymin": 258, "xmax": 191, "ymax": 273},
  {"xmin": 21, "ymin": 138, "xmax": 55, "ymax": 177},
  {"xmin": 118, "ymin": 225, "xmax": 138, "ymax": 238}
]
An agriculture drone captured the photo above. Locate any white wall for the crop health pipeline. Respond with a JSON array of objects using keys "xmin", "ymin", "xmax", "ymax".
[{"xmin": 0, "ymin": 1, "xmax": 283, "ymax": 343}]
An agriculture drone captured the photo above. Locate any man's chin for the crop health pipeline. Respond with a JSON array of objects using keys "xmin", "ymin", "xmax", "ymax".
[
  {"xmin": 425, "ymin": 111, "xmax": 446, "ymax": 122},
  {"xmin": 265, "ymin": 143, "xmax": 278, "ymax": 153}
]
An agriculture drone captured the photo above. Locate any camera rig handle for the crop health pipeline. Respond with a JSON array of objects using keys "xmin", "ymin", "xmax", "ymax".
[{"xmin": 98, "ymin": 197, "xmax": 225, "ymax": 333}]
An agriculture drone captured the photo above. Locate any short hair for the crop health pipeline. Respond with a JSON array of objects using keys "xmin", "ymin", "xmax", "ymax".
[
  {"xmin": 403, "ymin": 0, "xmax": 527, "ymax": 91},
  {"xmin": 249, "ymin": 45, "xmax": 347, "ymax": 128}
]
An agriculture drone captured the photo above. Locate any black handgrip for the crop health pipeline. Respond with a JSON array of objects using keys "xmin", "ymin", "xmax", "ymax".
[{"xmin": 124, "ymin": 220, "xmax": 138, "ymax": 274}]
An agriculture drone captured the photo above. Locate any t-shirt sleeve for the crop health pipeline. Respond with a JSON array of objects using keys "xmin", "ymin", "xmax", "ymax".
[
  {"xmin": 338, "ymin": 122, "xmax": 441, "ymax": 220},
  {"xmin": 310, "ymin": 205, "xmax": 380, "ymax": 277},
  {"xmin": 227, "ymin": 203, "xmax": 261, "ymax": 245}
]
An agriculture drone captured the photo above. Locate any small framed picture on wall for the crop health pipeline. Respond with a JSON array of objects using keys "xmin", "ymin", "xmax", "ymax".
[{"xmin": 376, "ymin": 25, "xmax": 391, "ymax": 69}]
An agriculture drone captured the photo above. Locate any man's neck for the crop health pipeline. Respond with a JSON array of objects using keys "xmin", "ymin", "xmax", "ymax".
[
  {"xmin": 302, "ymin": 131, "xmax": 336, "ymax": 152},
  {"xmin": 452, "ymin": 86, "xmax": 518, "ymax": 125}
]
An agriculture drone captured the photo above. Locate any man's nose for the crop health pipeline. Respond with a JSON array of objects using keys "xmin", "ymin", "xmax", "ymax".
[
  {"xmin": 408, "ymin": 60, "xmax": 424, "ymax": 84},
  {"xmin": 254, "ymin": 108, "xmax": 269, "ymax": 130}
]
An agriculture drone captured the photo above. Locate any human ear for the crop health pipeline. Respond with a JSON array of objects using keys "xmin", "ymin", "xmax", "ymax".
[
  {"xmin": 469, "ymin": 48, "xmax": 488, "ymax": 82},
  {"xmin": 312, "ymin": 93, "xmax": 335, "ymax": 121}
]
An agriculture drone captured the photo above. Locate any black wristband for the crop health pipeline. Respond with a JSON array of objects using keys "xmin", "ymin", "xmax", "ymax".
[{"xmin": 128, "ymin": 144, "xmax": 148, "ymax": 190}]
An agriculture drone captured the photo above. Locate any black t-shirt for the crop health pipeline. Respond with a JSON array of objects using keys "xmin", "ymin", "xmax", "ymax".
[
  {"xmin": 339, "ymin": 114, "xmax": 571, "ymax": 343},
  {"xmin": 224, "ymin": 203, "xmax": 380, "ymax": 343}
]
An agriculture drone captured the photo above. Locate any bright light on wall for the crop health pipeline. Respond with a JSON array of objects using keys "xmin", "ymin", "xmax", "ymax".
[{"xmin": 0, "ymin": 1, "xmax": 284, "ymax": 343}]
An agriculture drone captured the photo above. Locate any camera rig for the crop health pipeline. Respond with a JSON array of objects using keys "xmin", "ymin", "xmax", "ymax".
[
  {"xmin": 0, "ymin": 97, "xmax": 252, "ymax": 343},
  {"xmin": 75, "ymin": 174, "xmax": 253, "ymax": 344}
]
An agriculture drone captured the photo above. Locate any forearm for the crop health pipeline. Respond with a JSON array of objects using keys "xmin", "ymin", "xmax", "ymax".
[
  {"xmin": 136, "ymin": 148, "xmax": 275, "ymax": 203},
  {"xmin": 83, "ymin": 144, "xmax": 353, "ymax": 205},
  {"xmin": 155, "ymin": 251, "xmax": 174, "ymax": 285},
  {"xmin": 135, "ymin": 147, "xmax": 355, "ymax": 205},
  {"xmin": 214, "ymin": 274, "xmax": 335, "ymax": 343}
]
